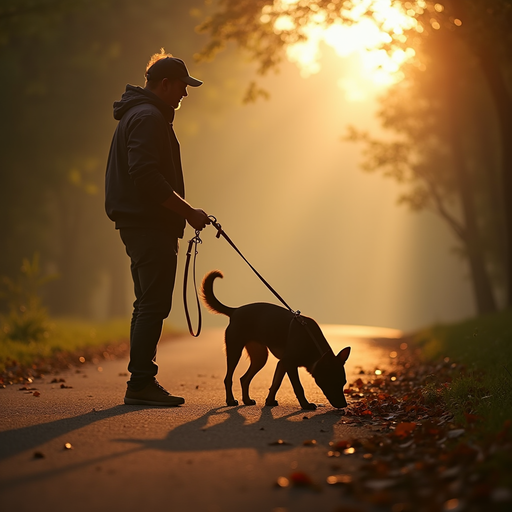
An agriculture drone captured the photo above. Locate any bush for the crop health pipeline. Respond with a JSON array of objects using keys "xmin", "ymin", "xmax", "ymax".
[{"xmin": 0, "ymin": 253, "xmax": 56, "ymax": 343}]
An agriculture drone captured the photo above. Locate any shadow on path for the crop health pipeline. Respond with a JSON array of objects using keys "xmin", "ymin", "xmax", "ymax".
[
  {"xmin": 116, "ymin": 405, "xmax": 344, "ymax": 454},
  {"xmin": 0, "ymin": 405, "xmax": 136, "ymax": 460},
  {"xmin": 0, "ymin": 404, "xmax": 346, "ymax": 491}
]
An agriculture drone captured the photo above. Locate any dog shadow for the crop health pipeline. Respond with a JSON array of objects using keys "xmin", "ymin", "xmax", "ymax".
[{"xmin": 116, "ymin": 405, "xmax": 344, "ymax": 454}]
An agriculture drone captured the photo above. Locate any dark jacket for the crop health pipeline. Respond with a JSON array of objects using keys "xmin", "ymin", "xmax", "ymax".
[{"xmin": 105, "ymin": 85, "xmax": 186, "ymax": 237}]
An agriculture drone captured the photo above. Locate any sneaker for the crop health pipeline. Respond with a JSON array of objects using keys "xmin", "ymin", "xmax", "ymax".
[{"xmin": 124, "ymin": 380, "xmax": 185, "ymax": 406}]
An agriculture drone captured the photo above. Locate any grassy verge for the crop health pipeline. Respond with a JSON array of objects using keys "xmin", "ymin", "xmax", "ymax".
[
  {"xmin": 410, "ymin": 308, "xmax": 512, "ymax": 436},
  {"xmin": 0, "ymin": 317, "xmax": 177, "ymax": 380}
]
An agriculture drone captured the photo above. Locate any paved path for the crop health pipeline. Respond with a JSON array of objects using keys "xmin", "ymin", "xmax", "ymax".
[{"xmin": 0, "ymin": 326, "xmax": 401, "ymax": 512}]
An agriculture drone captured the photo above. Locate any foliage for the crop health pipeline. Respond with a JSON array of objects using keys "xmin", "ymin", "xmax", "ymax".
[
  {"xmin": 0, "ymin": 0, "xmax": 217, "ymax": 318},
  {"xmin": 0, "ymin": 317, "xmax": 179, "ymax": 376},
  {"xmin": 0, "ymin": 254, "xmax": 56, "ymax": 343},
  {"xmin": 197, "ymin": 0, "xmax": 512, "ymax": 312},
  {"xmin": 345, "ymin": 30, "xmax": 504, "ymax": 312},
  {"xmin": 198, "ymin": 1, "xmax": 512, "ymax": 74}
]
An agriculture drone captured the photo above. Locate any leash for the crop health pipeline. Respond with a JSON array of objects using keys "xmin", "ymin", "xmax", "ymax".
[
  {"xmin": 208, "ymin": 216, "xmax": 299, "ymax": 316},
  {"xmin": 183, "ymin": 229, "xmax": 203, "ymax": 337},
  {"xmin": 183, "ymin": 216, "xmax": 332, "ymax": 356}
]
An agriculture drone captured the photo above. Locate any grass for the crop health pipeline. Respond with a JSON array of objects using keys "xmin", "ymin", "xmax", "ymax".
[
  {"xmin": 411, "ymin": 308, "xmax": 512, "ymax": 435},
  {"xmin": 0, "ymin": 317, "xmax": 177, "ymax": 374}
]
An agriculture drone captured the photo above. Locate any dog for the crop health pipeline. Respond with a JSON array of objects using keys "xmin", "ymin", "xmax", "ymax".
[{"xmin": 201, "ymin": 270, "xmax": 351, "ymax": 410}]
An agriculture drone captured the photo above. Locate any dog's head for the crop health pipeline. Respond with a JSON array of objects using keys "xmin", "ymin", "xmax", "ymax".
[{"xmin": 312, "ymin": 347, "xmax": 351, "ymax": 408}]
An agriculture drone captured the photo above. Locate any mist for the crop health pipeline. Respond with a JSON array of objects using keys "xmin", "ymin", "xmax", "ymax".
[
  {"xmin": 0, "ymin": 2, "xmax": 477, "ymax": 333},
  {"xmin": 167, "ymin": 50, "xmax": 474, "ymax": 333}
]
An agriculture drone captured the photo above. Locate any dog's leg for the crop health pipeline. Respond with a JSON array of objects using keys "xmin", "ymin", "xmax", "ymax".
[
  {"xmin": 265, "ymin": 360, "xmax": 287, "ymax": 406},
  {"xmin": 286, "ymin": 365, "xmax": 317, "ymax": 410},
  {"xmin": 224, "ymin": 330, "xmax": 244, "ymax": 406},
  {"xmin": 240, "ymin": 342, "xmax": 268, "ymax": 405}
]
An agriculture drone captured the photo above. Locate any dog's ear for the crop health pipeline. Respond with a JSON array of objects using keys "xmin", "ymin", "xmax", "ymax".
[{"xmin": 336, "ymin": 347, "xmax": 351, "ymax": 363}]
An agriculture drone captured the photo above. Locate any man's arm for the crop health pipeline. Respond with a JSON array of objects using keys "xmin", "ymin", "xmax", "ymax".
[
  {"xmin": 162, "ymin": 192, "xmax": 210, "ymax": 231},
  {"xmin": 126, "ymin": 112, "xmax": 210, "ymax": 231}
]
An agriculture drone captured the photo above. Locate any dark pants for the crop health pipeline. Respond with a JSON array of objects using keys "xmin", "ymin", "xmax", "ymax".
[{"xmin": 119, "ymin": 228, "xmax": 179, "ymax": 391}]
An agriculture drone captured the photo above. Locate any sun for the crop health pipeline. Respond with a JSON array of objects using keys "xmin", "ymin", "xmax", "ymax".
[{"xmin": 262, "ymin": 0, "xmax": 420, "ymax": 100}]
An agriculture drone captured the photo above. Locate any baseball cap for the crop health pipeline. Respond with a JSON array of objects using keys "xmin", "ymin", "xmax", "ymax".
[{"xmin": 145, "ymin": 57, "xmax": 203, "ymax": 87}]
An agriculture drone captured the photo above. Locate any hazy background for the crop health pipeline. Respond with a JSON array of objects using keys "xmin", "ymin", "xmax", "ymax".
[
  {"xmin": 173, "ymin": 49, "xmax": 474, "ymax": 333},
  {"xmin": 0, "ymin": 1, "xmax": 476, "ymax": 334}
]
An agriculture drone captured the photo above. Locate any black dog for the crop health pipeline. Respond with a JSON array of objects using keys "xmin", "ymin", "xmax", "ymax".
[{"xmin": 201, "ymin": 270, "xmax": 351, "ymax": 410}]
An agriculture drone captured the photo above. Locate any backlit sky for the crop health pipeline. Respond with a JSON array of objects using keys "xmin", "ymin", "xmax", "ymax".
[{"xmin": 148, "ymin": 45, "xmax": 476, "ymax": 334}]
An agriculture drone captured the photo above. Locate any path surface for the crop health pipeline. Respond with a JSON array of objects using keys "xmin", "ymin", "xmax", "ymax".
[{"xmin": 0, "ymin": 326, "xmax": 402, "ymax": 512}]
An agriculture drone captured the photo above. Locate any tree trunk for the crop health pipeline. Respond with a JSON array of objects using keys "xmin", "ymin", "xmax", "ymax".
[
  {"xmin": 444, "ymin": 46, "xmax": 498, "ymax": 314},
  {"xmin": 476, "ymin": 46, "xmax": 512, "ymax": 307}
]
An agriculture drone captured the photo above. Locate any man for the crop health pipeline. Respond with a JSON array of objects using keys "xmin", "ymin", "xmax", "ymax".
[{"xmin": 105, "ymin": 51, "xmax": 210, "ymax": 406}]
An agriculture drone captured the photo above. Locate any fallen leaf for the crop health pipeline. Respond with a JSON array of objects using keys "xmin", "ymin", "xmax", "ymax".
[
  {"xmin": 443, "ymin": 498, "xmax": 460, "ymax": 510},
  {"xmin": 268, "ymin": 439, "xmax": 292, "ymax": 446},
  {"xmin": 491, "ymin": 487, "xmax": 512, "ymax": 503},
  {"xmin": 326, "ymin": 474, "xmax": 353, "ymax": 485},
  {"xmin": 365, "ymin": 479, "xmax": 397, "ymax": 491},
  {"xmin": 440, "ymin": 466, "xmax": 461, "ymax": 479},
  {"xmin": 330, "ymin": 440, "xmax": 352, "ymax": 450},
  {"xmin": 289, "ymin": 471, "xmax": 316, "ymax": 488},
  {"xmin": 464, "ymin": 413, "xmax": 481, "ymax": 424},
  {"xmin": 393, "ymin": 422, "xmax": 416, "ymax": 439},
  {"xmin": 275, "ymin": 476, "xmax": 289, "ymax": 488}
]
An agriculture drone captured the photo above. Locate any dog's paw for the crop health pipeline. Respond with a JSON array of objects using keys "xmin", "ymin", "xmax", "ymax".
[
  {"xmin": 301, "ymin": 402, "xmax": 317, "ymax": 410},
  {"xmin": 243, "ymin": 399, "xmax": 257, "ymax": 406},
  {"xmin": 265, "ymin": 399, "xmax": 279, "ymax": 407},
  {"xmin": 226, "ymin": 399, "xmax": 239, "ymax": 406}
]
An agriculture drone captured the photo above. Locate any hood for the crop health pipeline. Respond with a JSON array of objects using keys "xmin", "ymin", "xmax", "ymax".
[{"xmin": 113, "ymin": 84, "xmax": 175, "ymax": 123}]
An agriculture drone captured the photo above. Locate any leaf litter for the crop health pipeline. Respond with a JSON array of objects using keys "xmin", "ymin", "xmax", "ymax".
[{"xmin": 275, "ymin": 346, "xmax": 512, "ymax": 511}]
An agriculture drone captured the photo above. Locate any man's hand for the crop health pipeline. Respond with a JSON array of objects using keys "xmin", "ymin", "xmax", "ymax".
[
  {"xmin": 161, "ymin": 192, "xmax": 210, "ymax": 231},
  {"xmin": 186, "ymin": 208, "xmax": 210, "ymax": 231}
]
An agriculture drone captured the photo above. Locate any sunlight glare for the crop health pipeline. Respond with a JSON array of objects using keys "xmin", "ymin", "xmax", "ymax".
[
  {"xmin": 274, "ymin": 14, "xmax": 295, "ymax": 32},
  {"xmin": 321, "ymin": 324, "xmax": 403, "ymax": 339},
  {"xmin": 266, "ymin": 0, "xmax": 419, "ymax": 99}
]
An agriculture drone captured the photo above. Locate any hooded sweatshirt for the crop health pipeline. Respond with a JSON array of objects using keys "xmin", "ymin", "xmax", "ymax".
[{"xmin": 105, "ymin": 85, "xmax": 186, "ymax": 237}]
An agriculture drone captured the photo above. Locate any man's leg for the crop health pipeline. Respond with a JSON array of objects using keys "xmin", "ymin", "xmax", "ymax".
[{"xmin": 120, "ymin": 228, "xmax": 178, "ymax": 392}]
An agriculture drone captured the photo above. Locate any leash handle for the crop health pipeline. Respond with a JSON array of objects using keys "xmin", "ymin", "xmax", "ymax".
[{"xmin": 183, "ymin": 230, "xmax": 202, "ymax": 337}]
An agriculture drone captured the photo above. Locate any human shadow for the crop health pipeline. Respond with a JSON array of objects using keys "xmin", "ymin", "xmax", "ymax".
[
  {"xmin": 0, "ymin": 404, "xmax": 144, "ymax": 461},
  {"xmin": 116, "ymin": 405, "xmax": 344, "ymax": 454}
]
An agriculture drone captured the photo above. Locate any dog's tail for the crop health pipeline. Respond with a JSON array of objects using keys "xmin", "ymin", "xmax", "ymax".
[{"xmin": 201, "ymin": 270, "xmax": 235, "ymax": 317}]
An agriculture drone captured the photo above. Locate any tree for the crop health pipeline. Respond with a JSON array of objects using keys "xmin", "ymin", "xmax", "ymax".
[
  {"xmin": 346, "ymin": 27, "xmax": 502, "ymax": 314},
  {"xmin": 0, "ymin": 0, "xmax": 212, "ymax": 318},
  {"xmin": 197, "ymin": 0, "xmax": 512, "ymax": 310}
]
